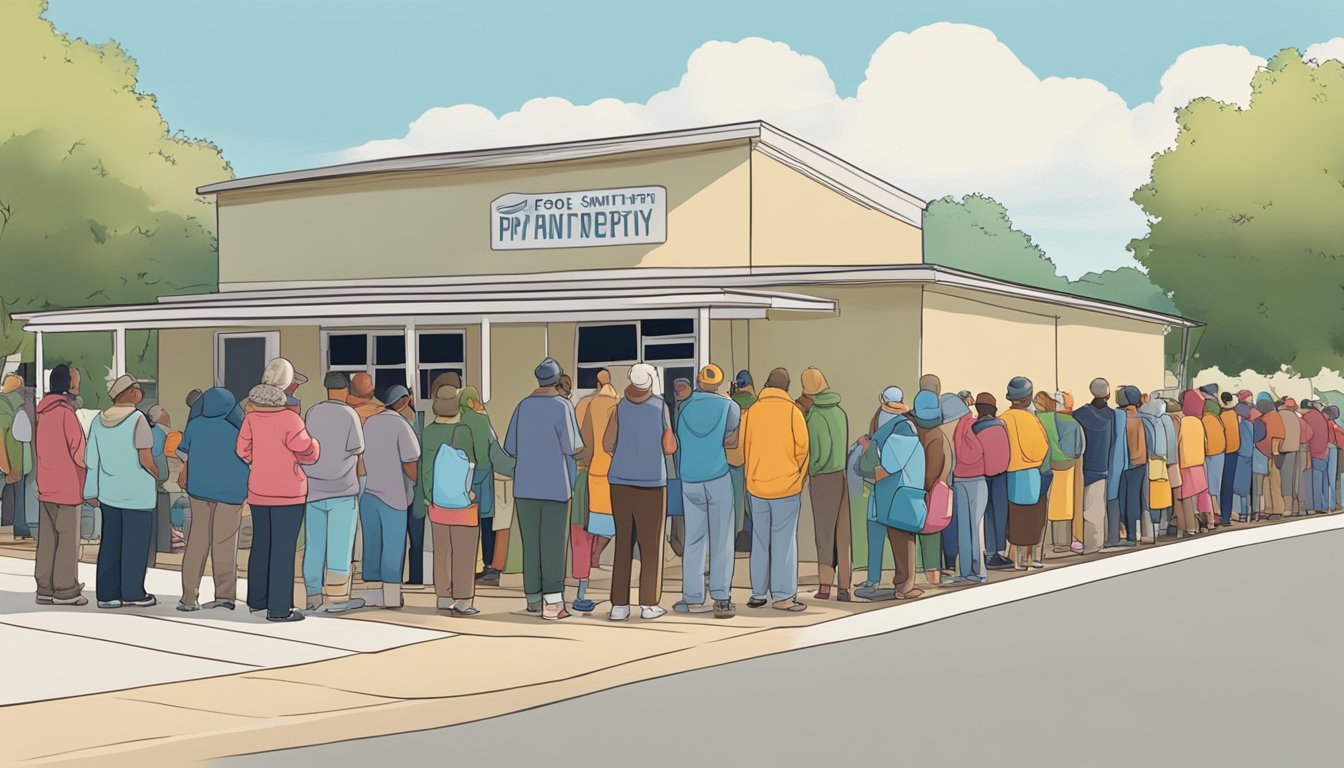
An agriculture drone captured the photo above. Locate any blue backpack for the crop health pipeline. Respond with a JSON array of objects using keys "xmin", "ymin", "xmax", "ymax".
[{"xmin": 432, "ymin": 437, "xmax": 475, "ymax": 510}]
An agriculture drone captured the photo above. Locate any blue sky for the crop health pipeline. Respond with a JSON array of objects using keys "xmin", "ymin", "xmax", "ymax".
[{"xmin": 44, "ymin": 0, "xmax": 1344, "ymax": 177}]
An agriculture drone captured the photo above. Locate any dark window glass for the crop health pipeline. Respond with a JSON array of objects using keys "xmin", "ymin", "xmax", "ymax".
[
  {"xmin": 328, "ymin": 334, "xmax": 367, "ymax": 367},
  {"xmin": 644, "ymin": 342, "xmax": 695, "ymax": 361},
  {"xmin": 640, "ymin": 319, "xmax": 694, "ymax": 337},
  {"xmin": 375, "ymin": 334, "xmax": 406, "ymax": 366},
  {"xmin": 419, "ymin": 332, "xmax": 465, "ymax": 365},
  {"xmin": 373, "ymin": 367, "xmax": 407, "ymax": 403},
  {"xmin": 577, "ymin": 324, "xmax": 637, "ymax": 364},
  {"xmin": 420, "ymin": 368, "xmax": 464, "ymax": 400},
  {"xmin": 577, "ymin": 367, "xmax": 605, "ymax": 390},
  {"xmin": 223, "ymin": 337, "xmax": 267, "ymax": 404}
]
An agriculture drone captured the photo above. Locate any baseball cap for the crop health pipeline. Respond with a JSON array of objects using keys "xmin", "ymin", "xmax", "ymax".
[
  {"xmin": 107, "ymin": 374, "xmax": 138, "ymax": 399},
  {"xmin": 698, "ymin": 364, "xmax": 725, "ymax": 386}
]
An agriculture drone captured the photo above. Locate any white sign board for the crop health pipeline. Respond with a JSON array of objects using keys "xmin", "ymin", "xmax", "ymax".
[{"xmin": 491, "ymin": 185, "xmax": 667, "ymax": 250}]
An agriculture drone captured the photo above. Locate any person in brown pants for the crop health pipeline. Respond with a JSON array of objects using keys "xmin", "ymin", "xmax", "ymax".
[
  {"xmin": 432, "ymin": 523, "xmax": 479, "ymax": 613},
  {"xmin": 603, "ymin": 363, "xmax": 676, "ymax": 621},
  {"xmin": 886, "ymin": 527, "xmax": 918, "ymax": 597},
  {"xmin": 34, "ymin": 365, "xmax": 88, "ymax": 606},
  {"xmin": 180, "ymin": 499, "xmax": 242, "ymax": 607}
]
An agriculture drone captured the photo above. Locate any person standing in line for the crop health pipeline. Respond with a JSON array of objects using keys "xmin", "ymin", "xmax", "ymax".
[
  {"xmin": 1040, "ymin": 391, "xmax": 1084, "ymax": 554},
  {"xmin": 2, "ymin": 374, "xmax": 36, "ymax": 541},
  {"xmin": 674, "ymin": 364, "xmax": 741, "ymax": 618},
  {"xmin": 937, "ymin": 393, "xmax": 970, "ymax": 582},
  {"xmin": 176, "ymin": 387, "xmax": 250, "ymax": 612},
  {"xmin": 86, "ymin": 375, "xmax": 159, "ymax": 609},
  {"xmin": 951, "ymin": 393, "xmax": 990, "ymax": 583},
  {"xmin": 728, "ymin": 370, "xmax": 757, "ymax": 551},
  {"xmin": 1255, "ymin": 393, "xmax": 1286, "ymax": 518},
  {"xmin": 32, "ymin": 365, "xmax": 88, "ymax": 606},
  {"xmin": 971, "ymin": 393, "xmax": 1013, "ymax": 569},
  {"xmin": 740, "ymin": 368, "xmax": 809, "ymax": 612},
  {"xmin": 1176, "ymin": 390, "xmax": 1211, "ymax": 536},
  {"xmin": 504, "ymin": 358, "xmax": 583, "ymax": 620},
  {"xmin": 381, "ymin": 384, "xmax": 426, "ymax": 587},
  {"xmin": 421, "ymin": 383, "xmax": 481, "ymax": 615},
  {"xmin": 299, "ymin": 373, "xmax": 366, "ymax": 614},
  {"xmin": 450, "ymin": 385, "xmax": 497, "ymax": 584},
  {"xmin": 237, "ymin": 359, "xmax": 319, "ymax": 622},
  {"xmin": 1000, "ymin": 377, "xmax": 1050, "ymax": 570},
  {"xmin": 665, "ymin": 377, "xmax": 689, "ymax": 558},
  {"xmin": 1, "ymin": 375, "xmax": 24, "ymax": 535},
  {"xmin": 573, "ymin": 372, "xmax": 618, "ymax": 611},
  {"xmin": 1300, "ymin": 400, "xmax": 1331, "ymax": 513},
  {"xmin": 854, "ymin": 386, "xmax": 910, "ymax": 597},
  {"xmin": 604, "ymin": 364, "xmax": 676, "ymax": 621},
  {"xmin": 1139, "ymin": 394, "xmax": 1173, "ymax": 538},
  {"xmin": 1199, "ymin": 396, "xmax": 1227, "ymax": 529},
  {"xmin": 1218, "ymin": 392, "xmax": 1244, "ymax": 525},
  {"xmin": 913, "ymin": 375, "xmax": 945, "ymax": 584},
  {"xmin": 800, "ymin": 367, "xmax": 851, "ymax": 601},
  {"xmin": 1112, "ymin": 386, "xmax": 1148, "ymax": 547},
  {"xmin": 1073, "ymin": 379, "xmax": 1116, "ymax": 554},
  {"xmin": 357, "ymin": 385, "xmax": 421, "ymax": 610},
  {"xmin": 1277, "ymin": 398, "xmax": 1303, "ymax": 515},
  {"xmin": 1230, "ymin": 394, "xmax": 1257, "ymax": 522},
  {"xmin": 867, "ymin": 387, "xmax": 926, "ymax": 600},
  {"xmin": 1326, "ymin": 405, "xmax": 1343, "ymax": 512},
  {"xmin": 911, "ymin": 391, "xmax": 950, "ymax": 583}
]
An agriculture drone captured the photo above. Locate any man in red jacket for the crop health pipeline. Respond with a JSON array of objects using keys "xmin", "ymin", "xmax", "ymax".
[{"xmin": 33, "ymin": 365, "xmax": 89, "ymax": 606}]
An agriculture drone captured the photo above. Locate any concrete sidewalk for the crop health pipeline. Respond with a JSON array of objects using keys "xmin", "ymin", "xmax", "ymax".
[{"xmin": 0, "ymin": 513, "xmax": 1337, "ymax": 766}]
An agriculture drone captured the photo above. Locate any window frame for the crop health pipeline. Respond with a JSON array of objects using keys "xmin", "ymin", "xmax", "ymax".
[
  {"xmin": 573, "ymin": 316, "xmax": 698, "ymax": 397},
  {"xmin": 320, "ymin": 328, "xmax": 467, "ymax": 407}
]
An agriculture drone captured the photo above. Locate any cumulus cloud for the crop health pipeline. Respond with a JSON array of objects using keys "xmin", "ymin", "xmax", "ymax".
[{"xmin": 339, "ymin": 23, "xmax": 1276, "ymax": 276}]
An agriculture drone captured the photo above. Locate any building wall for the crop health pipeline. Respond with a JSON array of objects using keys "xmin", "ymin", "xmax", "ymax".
[
  {"xmin": 217, "ymin": 143, "xmax": 753, "ymax": 285},
  {"xmin": 750, "ymin": 153, "xmax": 922, "ymax": 267},
  {"xmin": 920, "ymin": 287, "xmax": 1167, "ymax": 403},
  {"xmin": 158, "ymin": 326, "xmax": 324, "ymax": 421}
]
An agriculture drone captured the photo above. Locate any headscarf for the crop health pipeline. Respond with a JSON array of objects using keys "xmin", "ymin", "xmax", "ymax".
[{"xmin": 1180, "ymin": 390, "xmax": 1205, "ymax": 418}]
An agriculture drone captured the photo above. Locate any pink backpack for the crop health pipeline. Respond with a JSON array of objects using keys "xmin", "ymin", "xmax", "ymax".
[{"xmin": 922, "ymin": 480, "xmax": 953, "ymax": 534}]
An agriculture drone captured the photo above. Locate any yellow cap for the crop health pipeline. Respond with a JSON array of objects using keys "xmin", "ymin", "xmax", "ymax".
[{"xmin": 697, "ymin": 364, "xmax": 725, "ymax": 386}]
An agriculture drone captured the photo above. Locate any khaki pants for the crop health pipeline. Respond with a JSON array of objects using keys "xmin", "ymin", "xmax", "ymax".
[
  {"xmin": 35, "ymin": 502, "xmax": 82, "ymax": 599},
  {"xmin": 180, "ymin": 497, "xmax": 242, "ymax": 604},
  {"xmin": 1081, "ymin": 481, "xmax": 1107, "ymax": 554},
  {"xmin": 885, "ymin": 527, "xmax": 917, "ymax": 595},
  {"xmin": 431, "ymin": 523, "xmax": 480, "ymax": 601},
  {"xmin": 1265, "ymin": 460, "xmax": 1286, "ymax": 516}
]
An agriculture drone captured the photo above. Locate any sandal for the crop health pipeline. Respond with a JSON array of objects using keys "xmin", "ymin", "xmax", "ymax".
[
  {"xmin": 772, "ymin": 600, "xmax": 807, "ymax": 612},
  {"xmin": 895, "ymin": 588, "xmax": 925, "ymax": 600},
  {"xmin": 815, "ymin": 587, "xmax": 831, "ymax": 600},
  {"xmin": 1052, "ymin": 546, "xmax": 1071, "ymax": 554},
  {"xmin": 837, "ymin": 589, "xmax": 851, "ymax": 602}
]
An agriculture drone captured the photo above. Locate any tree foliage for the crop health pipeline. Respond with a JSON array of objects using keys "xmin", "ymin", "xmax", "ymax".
[
  {"xmin": 0, "ymin": 0, "xmax": 232, "ymax": 398},
  {"xmin": 1130, "ymin": 49, "xmax": 1344, "ymax": 375}
]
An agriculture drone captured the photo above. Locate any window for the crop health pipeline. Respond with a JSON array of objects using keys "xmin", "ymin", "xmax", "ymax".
[
  {"xmin": 574, "ymin": 318, "xmax": 697, "ymax": 392},
  {"xmin": 216, "ymin": 331, "xmax": 280, "ymax": 405},
  {"xmin": 417, "ymin": 332, "xmax": 466, "ymax": 402},
  {"xmin": 323, "ymin": 330, "xmax": 466, "ymax": 406}
]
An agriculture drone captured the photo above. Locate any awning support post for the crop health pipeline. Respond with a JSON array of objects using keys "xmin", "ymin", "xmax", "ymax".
[
  {"xmin": 697, "ymin": 307, "xmax": 710, "ymax": 373},
  {"xmin": 404, "ymin": 321, "xmax": 418, "ymax": 401},
  {"xmin": 113, "ymin": 326, "xmax": 126, "ymax": 378},
  {"xmin": 34, "ymin": 330, "xmax": 44, "ymax": 399},
  {"xmin": 1178, "ymin": 326, "xmax": 1191, "ymax": 390},
  {"xmin": 480, "ymin": 317, "xmax": 492, "ymax": 403}
]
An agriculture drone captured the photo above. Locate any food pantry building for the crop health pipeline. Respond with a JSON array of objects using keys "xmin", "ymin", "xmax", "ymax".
[{"xmin": 17, "ymin": 121, "xmax": 1198, "ymax": 563}]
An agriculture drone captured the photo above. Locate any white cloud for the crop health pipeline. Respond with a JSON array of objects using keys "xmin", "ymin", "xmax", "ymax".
[
  {"xmin": 340, "ymin": 24, "xmax": 1277, "ymax": 276},
  {"xmin": 1304, "ymin": 38, "xmax": 1344, "ymax": 64}
]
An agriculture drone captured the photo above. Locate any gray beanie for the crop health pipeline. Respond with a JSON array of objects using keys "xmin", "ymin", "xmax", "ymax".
[
  {"xmin": 1090, "ymin": 378, "xmax": 1110, "ymax": 398},
  {"xmin": 938, "ymin": 392, "xmax": 970, "ymax": 424},
  {"xmin": 1006, "ymin": 376, "xmax": 1033, "ymax": 402},
  {"xmin": 534, "ymin": 357, "xmax": 562, "ymax": 387}
]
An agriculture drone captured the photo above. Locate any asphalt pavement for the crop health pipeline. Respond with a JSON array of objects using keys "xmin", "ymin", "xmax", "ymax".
[{"xmin": 222, "ymin": 528, "xmax": 1344, "ymax": 768}]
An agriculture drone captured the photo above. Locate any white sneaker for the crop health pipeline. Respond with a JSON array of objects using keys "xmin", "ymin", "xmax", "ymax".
[
  {"xmin": 609, "ymin": 605, "xmax": 631, "ymax": 621},
  {"xmin": 641, "ymin": 605, "xmax": 666, "ymax": 620},
  {"xmin": 358, "ymin": 588, "xmax": 385, "ymax": 607}
]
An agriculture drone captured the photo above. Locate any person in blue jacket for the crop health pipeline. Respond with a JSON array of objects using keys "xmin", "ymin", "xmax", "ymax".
[{"xmin": 1072, "ymin": 378, "xmax": 1116, "ymax": 554}]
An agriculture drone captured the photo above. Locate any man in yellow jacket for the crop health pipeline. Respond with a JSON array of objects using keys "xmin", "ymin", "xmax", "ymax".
[{"xmin": 740, "ymin": 367, "xmax": 809, "ymax": 612}]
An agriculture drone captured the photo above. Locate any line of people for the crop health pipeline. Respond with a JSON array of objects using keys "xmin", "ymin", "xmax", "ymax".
[{"xmin": 21, "ymin": 354, "xmax": 1344, "ymax": 623}]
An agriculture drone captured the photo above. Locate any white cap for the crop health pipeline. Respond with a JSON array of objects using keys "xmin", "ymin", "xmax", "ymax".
[
  {"xmin": 107, "ymin": 374, "xmax": 138, "ymax": 399},
  {"xmin": 629, "ymin": 363, "xmax": 657, "ymax": 391}
]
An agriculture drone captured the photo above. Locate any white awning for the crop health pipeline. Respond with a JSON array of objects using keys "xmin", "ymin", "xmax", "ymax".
[{"xmin": 13, "ymin": 287, "xmax": 836, "ymax": 333}]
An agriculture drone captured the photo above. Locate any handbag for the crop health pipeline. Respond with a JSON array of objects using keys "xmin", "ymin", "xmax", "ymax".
[
  {"xmin": 587, "ymin": 510, "xmax": 616, "ymax": 538},
  {"xmin": 921, "ymin": 480, "xmax": 952, "ymax": 534},
  {"xmin": 428, "ymin": 503, "xmax": 479, "ymax": 527},
  {"xmin": 1007, "ymin": 468, "xmax": 1042, "ymax": 505}
]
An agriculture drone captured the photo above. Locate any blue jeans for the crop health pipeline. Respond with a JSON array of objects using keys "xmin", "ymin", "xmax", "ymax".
[
  {"xmin": 1117, "ymin": 464, "xmax": 1145, "ymax": 542},
  {"xmin": 303, "ymin": 495, "xmax": 358, "ymax": 597},
  {"xmin": 681, "ymin": 474, "xmax": 736, "ymax": 604},
  {"xmin": 360, "ymin": 492, "xmax": 407, "ymax": 584},
  {"xmin": 475, "ymin": 472, "xmax": 495, "ymax": 568},
  {"xmin": 748, "ymin": 492, "xmax": 801, "ymax": 602},
  {"xmin": 954, "ymin": 477, "xmax": 988, "ymax": 579},
  {"xmin": 984, "ymin": 472, "xmax": 1008, "ymax": 554},
  {"xmin": 729, "ymin": 466, "xmax": 746, "ymax": 532},
  {"xmin": 1311, "ymin": 457, "xmax": 1330, "ymax": 512},
  {"xmin": 95, "ymin": 504, "xmax": 153, "ymax": 603}
]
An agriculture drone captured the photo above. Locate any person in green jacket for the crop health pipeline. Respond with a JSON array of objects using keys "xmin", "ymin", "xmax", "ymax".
[
  {"xmin": 799, "ymin": 367, "xmax": 850, "ymax": 601},
  {"xmin": 729, "ymin": 370, "xmax": 757, "ymax": 550},
  {"xmin": 457, "ymin": 385, "xmax": 500, "ymax": 584},
  {"xmin": 420, "ymin": 384, "xmax": 480, "ymax": 614}
]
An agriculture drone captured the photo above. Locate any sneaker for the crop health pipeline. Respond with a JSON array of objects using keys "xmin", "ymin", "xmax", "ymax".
[
  {"xmin": 713, "ymin": 600, "xmax": 736, "ymax": 619},
  {"xmin": 35, "ymin": 595, "xmax": 54, "ymax": 605},
  {"xmin": 542, "ymin": 602, "xmax": 570, "ymax": 621},
  {"xmin": 572, "ymin": 598, "xmax": 597, "ymax": 613},
  {"xmin": 1031, "ymin": 561, "xmax": 1045, "ymax": 569},
  {"xmin": 853, "ymin": 585, "xmax": 882, "ymax": 600},
  {"xmin": 177, "ymin": 601, "xmax": 202, "ymax": 612},
  {"xmin": 452, "ymin": 605, "xmax": 482, "ymax": 617},
  {"xmin": 124, "ymin": 594, "xmax": 157, "ymax": 608},
  {"xmin": 98, "ymin": 600, "xmax": 123, "ymax": 609},
  {"xmin": 987, "ymin": 554, "xmax": 1015, "ymax": 570},
  {"xmin": 673, "ymin": 601, "xmax": 712, "ymax": 614},
  {"xmin": 203, "ymin": 600, "xmax": 236, "ymax": 611},
  {"xmin": 267, "ymin": 610, "xmax": 305, "ymax": 622},
  {"xmin": 746, "ymin": 597, "xmax": 768, "ymax": 608},
  {"xmin": 475, "ymin": 569, "xmax": 500, "ymax": 586},
  {"xmin": 609, "ymin": 605, "xmax": 631, "ymax": 621},
  {"xmin": 526, "ymin": 600, "xmax": 543, "ymax": 613},
  {"xmin": 304, "ymin": 596, "xmax": 324, "ymax": 613},
  {"xmin": 53, "ymin": 595, "xmax": 89, "ymax": 606},
  {"xmin": 967, "ymin": 575, "xmax": 990, "ymax": 584},
  {"xmin": 641, "ymin": 605, "xmax": 666, "ymax": 620},
  {"xmin": 324, "ymin": 598, "xmax": 366, "ymax": 613}
]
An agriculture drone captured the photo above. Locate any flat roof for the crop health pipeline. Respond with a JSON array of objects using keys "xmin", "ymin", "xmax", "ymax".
[{"xmin": 196, "ymin": 121, "xmax": 928, "ymax": 228}]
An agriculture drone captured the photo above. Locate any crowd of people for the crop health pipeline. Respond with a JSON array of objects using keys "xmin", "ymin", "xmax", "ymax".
[{"xmin": 11, "ymin": 355, "xmax": 1343, "ymax": 623}]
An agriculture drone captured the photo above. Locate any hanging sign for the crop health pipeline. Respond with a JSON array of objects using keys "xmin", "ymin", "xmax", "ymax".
[{"xmin": 491, "ymin": 185, "xmax": 667, "ymax": 250}]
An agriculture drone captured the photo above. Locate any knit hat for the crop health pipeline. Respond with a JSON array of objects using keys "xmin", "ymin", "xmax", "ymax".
[
  {"xmin": 1115, "ymin": 388, "xmax": 1131, "ymax": 408},
  {"xmin": 147, "ymin": 404, "xmax": 168, "ymax": 424},
  {"xmin": 881, "ymin": 386, "xmax": 904, "ymax": 404},
  {"xmin": 260, "ymin": 358, "xmax": 295, "ymax": 390},
  {"xmin": 957, "ymin": 390, "xmax": 972, "ymax": 401},
  {"xmin": 107, "ymin": 374, "xmax": 139, "ymax": 399},
  {"xmin": 912, "ymin": 390, "xmax": 942, "ymax": 429},
  {"xmin": 733, "ymin": 370, "xmax": 753, "ymax": 389},
  {"xmin": 1283, "ymin": 398, "xmax": 1298, "ymax": 410},
  {"xmin": 432, "ymin": 384, "xmax": 461, "ymax": 417},
  {"xmin": 1237, "ymin": 389, "xmax": 1253, "ymax": 402},
  {"xmin": 1120, "ymin": 385, "xmax": 1142, "ymax": 408},
  {"xmin": 1327, "ymin": 405, "xmax": 1341, "ymax": 420},
  {"xmin": 801, "ymin": 367, "xmax": 828, "ymax": 396},
  {"xmin": 534, "ymin": 357, "xmax": 562, "ymax": 387},
  {"xmin": 1006, "ymin": 376, "xmax": 1033, "ymax": 402},
  {"xmin": 938, "ymin": 392, "xmax": 970, "ymax": 424},
  {"xmin": 1199, "ymin": 383, "xmax": 1219, "ymax": 399},
  {"xmin": 918, "ymin": 373, "xmax": 941, "ymax": 395},
  {"xmin": 975, "ymin": 392, "xmax": 997, "ymax": 408},
  {"xmin": 629, "ymin": 363, "xmax": 656, "ymax": 391},
  {"xmin": 697, "ymin": 364, "xmax": 724, "ymax": 387},
  {"xmin": 382, "ymin": 385, "xmax": 412, "ymax": 408},
  {"xmin": 764, "ymin": 368, "xmax": 790, "ymax": 391},
  {"xmin": 185, "ymin": 388, "xmax": 202, "ymax": 408},
  {"xmin": 323, "ymin": 371, "xmax": 350, "ymax": 390},
  {"xmin": 349, "ymin": 372, "xmax": 375, "ymax": 398},
  {"xmin": 1089, "ymin": 378, "xmax": 1110, "ymax": 398}
]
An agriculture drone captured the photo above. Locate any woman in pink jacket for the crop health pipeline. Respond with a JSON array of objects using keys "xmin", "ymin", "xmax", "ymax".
[{"xmin": 237, "ymin": 358, "xmax": 319, "ymax": 622}]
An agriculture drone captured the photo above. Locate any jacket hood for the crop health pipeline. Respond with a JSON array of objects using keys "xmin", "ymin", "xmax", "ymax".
[
  {"xmin": 1139, "ymin": 399, "xmax": 1167, "ymax": 418},
  {"xmin": 200, "ymin": 387, "xmax": 238, "ymax": 418},
  {"xmin": 99, "ymin": 403, "xmax": 140, "ymax": 428},
  {"xmin": 1181, "ymin": 390, "xmax": 1205, "ymax": 418},
  {"xmin": 809, "ymin": 390, "xmax": 842, "ymax": 408},
  {"xmin": 249, "ymin": 383, "xmax": 287, "ymax": 408},
  {"xmin": 37, "ymin": 393, "xmax": 75, "ymax": 414},
  {"xmin": 624, "ymin": 384, "xmax": 653, "ymax": 404},
  {"xmin": 758, "ymin": 387, "xmax": 793, "ymax": 403},
  {"xmin": 679, "ymin": 392, "xmax": 730, "ymax": 438}
]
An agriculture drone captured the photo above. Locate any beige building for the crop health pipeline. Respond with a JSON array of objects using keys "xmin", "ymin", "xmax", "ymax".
[{"xmin": 17, "ymin": 121, "xmax": 1199, "ymax": 568}]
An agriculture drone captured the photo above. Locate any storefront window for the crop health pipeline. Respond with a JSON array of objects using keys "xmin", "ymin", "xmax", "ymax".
[
  {"xmin": 325, "ymin": 330, "xmax": 468, "ymax": 403},
  {"xmin": 575, "ymin": 318, "xmax": 696, "ymax": 390}
]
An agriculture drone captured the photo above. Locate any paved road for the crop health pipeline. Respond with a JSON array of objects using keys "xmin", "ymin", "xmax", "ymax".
[{"xmin": 224, "ymin": 529, "xmax": 1344, "ymax": 768}]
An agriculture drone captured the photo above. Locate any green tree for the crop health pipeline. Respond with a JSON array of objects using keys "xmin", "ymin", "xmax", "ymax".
[
  {"xmin": 1130, "ymin": 49, "xmax": 1344, "ymax": 375},
  {"xmin": 0, "ymin": 0, "xmax": 231, "ymax": 405}
]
